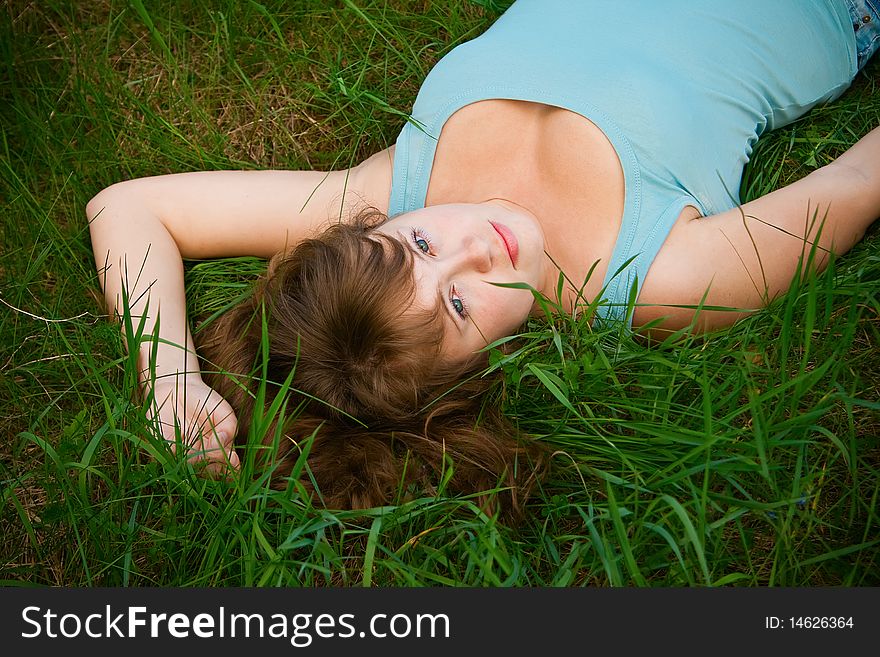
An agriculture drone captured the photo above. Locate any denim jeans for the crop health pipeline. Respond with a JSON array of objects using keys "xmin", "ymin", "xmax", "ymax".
[{"xmin": 844, "ymin": 0, "xmax": 880, "ymax": 69}]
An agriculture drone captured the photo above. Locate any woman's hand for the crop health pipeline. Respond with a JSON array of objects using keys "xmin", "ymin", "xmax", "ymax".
[{"xmin": 148, "ymin": 377, "xmax": 241, "ymax": 478}]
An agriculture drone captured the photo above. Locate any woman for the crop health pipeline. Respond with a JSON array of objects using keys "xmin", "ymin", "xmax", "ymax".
[{"xmin": 88, "ymin": 0, "xmax": 880, "ymax": 513}]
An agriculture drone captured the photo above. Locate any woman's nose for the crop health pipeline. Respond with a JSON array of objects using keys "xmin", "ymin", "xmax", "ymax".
[{"xmin": 456, "ymin": 235, "xmax": 492, "ymax": 273}]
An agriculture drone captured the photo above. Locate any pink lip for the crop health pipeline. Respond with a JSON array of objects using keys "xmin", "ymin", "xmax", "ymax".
[{"xmin": 489, "ymin": 221, "xmax": 519, "ymax": 268}]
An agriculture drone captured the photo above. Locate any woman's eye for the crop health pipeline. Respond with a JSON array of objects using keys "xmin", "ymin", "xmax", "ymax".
[
  {"xmin": 451, "ymin": 294, "xmax": 466, "ymax": 318},
  {"xmin": 411, "ymin": 230, "xmax": 431, "ymax": 254}
]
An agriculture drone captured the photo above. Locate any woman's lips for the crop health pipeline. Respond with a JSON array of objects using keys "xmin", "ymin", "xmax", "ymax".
[{"xmin": 489, "ymin": 220, "xmax": 519, "ymax": 268}]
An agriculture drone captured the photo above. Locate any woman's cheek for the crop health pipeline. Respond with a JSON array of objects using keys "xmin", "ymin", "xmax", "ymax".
[{"xmin": 499, "ymin": 295, "xmax": 531, "ymax": 333}]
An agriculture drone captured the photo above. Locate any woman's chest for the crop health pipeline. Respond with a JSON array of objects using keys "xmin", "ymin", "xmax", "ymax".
[{"xmin": 426, "ymin": 99, "xmax": 622, "ymax": 205}]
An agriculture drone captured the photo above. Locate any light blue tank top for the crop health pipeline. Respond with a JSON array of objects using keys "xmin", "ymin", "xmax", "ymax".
[{"xmin": 387, "ymin": 0, "xmax": 857, "ymax": 326}]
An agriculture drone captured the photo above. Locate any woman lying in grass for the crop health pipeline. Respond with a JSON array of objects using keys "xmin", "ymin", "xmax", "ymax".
[{"xmin": 87, "ymin": 0, "xmax": 880, "ymax": 515}]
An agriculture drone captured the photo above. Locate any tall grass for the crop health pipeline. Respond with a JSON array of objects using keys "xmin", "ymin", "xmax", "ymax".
[{"xmin": 1, "ymin": 1, "xmax": 878, "ymax": 586}]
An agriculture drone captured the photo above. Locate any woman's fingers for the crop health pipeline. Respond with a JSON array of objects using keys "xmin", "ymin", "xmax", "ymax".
[
  {"xmin": 194, "ymin": 431, "xmax": 241, "ymax": 479},
  {"xmin": 148, "ymin": 379, "xmax": 241, "ymax": 476},
  {"xmin": 193, "ymin": 398, "xmax": 241, "ymax": 475}
]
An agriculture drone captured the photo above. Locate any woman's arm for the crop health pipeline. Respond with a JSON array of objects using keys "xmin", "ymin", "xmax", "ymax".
[
  {"xmin": 638, "ymin": 127, "xmax": 880, "ymax": 333},
  {"xmin": 87, "ymin": 148, "xmax": 393, "ymax": 471}
]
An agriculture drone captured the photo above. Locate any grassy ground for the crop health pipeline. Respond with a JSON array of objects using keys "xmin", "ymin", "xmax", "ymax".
[{"xmin": 1, "ymin": 0, "xmax": 878, "ymax": 586}]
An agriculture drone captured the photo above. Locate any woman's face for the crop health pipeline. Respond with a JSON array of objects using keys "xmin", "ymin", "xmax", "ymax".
[{"xmin": 374, "ymin": 200, "xmax": 550, "ymax": 363}]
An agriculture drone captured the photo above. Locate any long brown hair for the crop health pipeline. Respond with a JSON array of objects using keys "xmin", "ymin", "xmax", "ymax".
[{"xmin": 198, "ymin": 208, "xmax": 545, "ymax": 516}]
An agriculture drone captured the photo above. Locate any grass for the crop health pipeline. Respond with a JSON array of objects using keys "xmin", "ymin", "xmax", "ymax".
[{"xmin": 1, "ymin": 0, "xmax": 878, "ymax": 587}]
